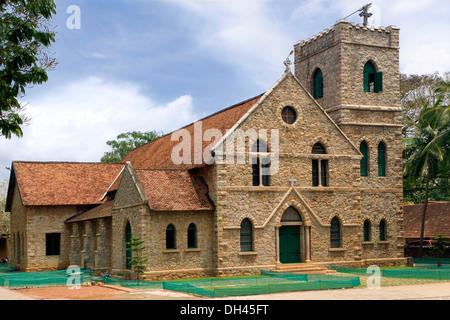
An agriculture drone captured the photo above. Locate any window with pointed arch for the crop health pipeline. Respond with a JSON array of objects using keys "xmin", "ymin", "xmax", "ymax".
[
  {"xmin": 378, "ymin": 142, "xmax": 386, "ymax": 177},
  {"xmin": 311, "ymin": 142, "xmax": 328, "ymax": 187},
  {"xmin": 125, "ymin": 221, "xmax": 132, "ymax": 269},
  {"xmin": 363, "ymin": 219, "xmax": 371, "ymax": 242},
  {"xmin": 312, "ymin": 68, "xmax": 323, "ymax": 99},
  {"xmin": 187, "ymin": 223, "xmax": 197, "ymax": 249},
  {"xmin": 330, "ymin": 217, "xmax": 341, "ymax": 248},
  {"xmin": 252, "ymin": 140, "xmax": 270, "ymax": 186},
  {"xmin": 363, "ymin": 61, "xmax": 383, "ymax": 93},
  {"xmin": 166, "ymin": 224, "xmax": 176, "ymax": 249},
  {"xmin": 379, "ymin": 219, "xmax": 387, "ymax": 241},
  {"xmin": 360, "ymin": 141, "xmax": 369, "ymax": 177},
  {"xmin": 240, "ymin": 218, "xmax": 253, "ymax": 252}
]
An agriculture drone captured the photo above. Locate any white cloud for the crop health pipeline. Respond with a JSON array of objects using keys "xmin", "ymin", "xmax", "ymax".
[
  {"xmin": 403, "ymin": 44, "xmax": 450, "ymax": 75},
  {"xmin": 0, "ymin": 77, "xmax": 198, "ymax": 180},
  {"xmin": 166, "ymin": 0, "xmax": 293, "ymax": 87}
]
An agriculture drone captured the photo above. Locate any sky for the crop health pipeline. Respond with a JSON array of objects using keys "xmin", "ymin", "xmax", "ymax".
[{"xmin": 1, "ymin": 0, "xmax": 449, "ymax": 181}]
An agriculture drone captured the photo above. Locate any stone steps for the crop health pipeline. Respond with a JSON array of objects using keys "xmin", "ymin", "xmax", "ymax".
[{"xmin": 276, "ymin": 263, "xmax": 337, "ymax": 275}]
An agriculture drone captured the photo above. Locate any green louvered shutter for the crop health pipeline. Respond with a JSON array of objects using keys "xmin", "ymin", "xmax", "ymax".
[
  {"xmin": 374, "ymin": 72, "xmax": 383, "ymax": 92},
  {"xmin": 360, "ymin": 141, "xmax": 368, "ymax": 177},
  {"xmin": 378, "ymin": 143, "xmax": 386, "ymax": 177}
]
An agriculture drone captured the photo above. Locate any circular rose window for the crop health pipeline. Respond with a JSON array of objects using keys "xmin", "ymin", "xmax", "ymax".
[{"xmin": 281, "ymin": 106, "xmax": 297, "ymax": 124}]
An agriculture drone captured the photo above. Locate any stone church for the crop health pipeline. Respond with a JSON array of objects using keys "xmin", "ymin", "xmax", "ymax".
[{"xmin": 6, "ymin": 19, "xmax": 407, "ymax": 279}]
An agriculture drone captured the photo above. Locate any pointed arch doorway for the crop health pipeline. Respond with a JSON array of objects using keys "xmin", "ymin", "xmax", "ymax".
[{"xmin": 277, "ymin": 206, "xmax": 311, "ymax": 264}]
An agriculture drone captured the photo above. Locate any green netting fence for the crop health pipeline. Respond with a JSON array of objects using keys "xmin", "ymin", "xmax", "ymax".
[
  {"xmin": 0, "ymin": 265, "xmax": 99, "ymax": 288},
  {"xmin": 331, "ymin": 264, "xmax": 450, "ymax": 280},
  {"xmin": 104, "ymin": 270, "xmax": 360, "ymax": 298}
]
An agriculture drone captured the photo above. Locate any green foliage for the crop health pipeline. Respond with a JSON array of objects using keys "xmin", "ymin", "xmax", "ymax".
[
  {"xmin": 402, "ymin": 73, "xmax": 450, "ymax": 203},
  {"xmin": 101, "ymin": 130, "xmax": 163, "ymax": 163},
  {"xmin": 126, "ymin": 237, "xmax": 149, "ymax": 281},
  {"xmin": 0, "ymin": 0, "xmax": 57, "ymax": 139},
  {"xmin": 0, "ymin": 179, "xmax": 9, "ymax": 235}
]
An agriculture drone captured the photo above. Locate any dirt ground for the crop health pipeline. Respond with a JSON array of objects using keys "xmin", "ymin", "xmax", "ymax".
[{"xmin": 15, "ymin": 284, "xmax": 134, "ymax": 300}]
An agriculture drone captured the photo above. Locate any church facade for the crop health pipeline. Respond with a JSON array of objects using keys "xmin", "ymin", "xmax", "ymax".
[{"xmin": 6, "ymin": 19, "xmax": 407, "ymax": 279}]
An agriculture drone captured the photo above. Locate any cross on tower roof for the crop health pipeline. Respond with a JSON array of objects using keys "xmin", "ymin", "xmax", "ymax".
[{"xmin": 359, "ymin": 3, "xmax": 373, "ymax": 26}]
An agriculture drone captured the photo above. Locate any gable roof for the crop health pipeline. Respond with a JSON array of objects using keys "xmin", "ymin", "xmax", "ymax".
[
  {"xmin": 403, "ymin": 201, "xmax": 450, "ymax": 239},
  {"xmin": 121, "ymin": 94, "xmax": 263, "ymax": 169},
  {"xmin": 134, "ymin": 169, "xmax": 214, "ymax": 211},
  {"xmin": 211, "ymin": 70, "xmax": 360, "ymax": 155},
  {"xmin": 6, "ymin": 161, "xmax": 124, "ymax": 208}
]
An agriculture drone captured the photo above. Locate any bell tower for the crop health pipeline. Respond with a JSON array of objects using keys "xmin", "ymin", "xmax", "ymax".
[{"xmin": 293, "ymin": 16, "xmax": 404, "ymax": 259}]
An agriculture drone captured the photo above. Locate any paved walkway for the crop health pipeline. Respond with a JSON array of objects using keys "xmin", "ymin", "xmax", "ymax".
[
  {"xmin": 1, "ymin": 281, "xmax": 449, "ymax": 300},
  {"xmin": 0, "ymin": 286, "xmax": 36, "ymax": 300},
  {"xmin": 218, "ymin": 281, "xmax": 450, "ymax": 300}
]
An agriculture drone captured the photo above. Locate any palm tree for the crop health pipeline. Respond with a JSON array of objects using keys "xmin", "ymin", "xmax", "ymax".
[{"xmin": 403, "ymin": 93, "xmax": 449, "ymax": 257}]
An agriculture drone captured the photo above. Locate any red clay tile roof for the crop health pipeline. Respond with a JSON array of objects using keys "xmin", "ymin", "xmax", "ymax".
[
  {"xmin": 135, "ymin": 169, "xmax": 214, "ymax": 211},
  {"xmin": 10, "ymin": 161, "xmax": 124, "ymax": 206},
  {"xmin": 122, "ymin": 94, "xmax": 263, "ymax": 169},
  {"xmin": 403, "ymin": 201, "xmax": 450, "ymax": 239},
  {"xmin": 66, "ymin": 200, "xmax": 114, "ymax": 223}
]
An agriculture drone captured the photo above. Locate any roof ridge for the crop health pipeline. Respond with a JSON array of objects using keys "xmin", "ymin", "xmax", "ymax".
[
  {"xmin": 13, "ymin": 160, "xmax": 122, "ymax": 165},
  {"xmin": 120, "ymin": 93, "xmax": 265, "ymax": 160}
]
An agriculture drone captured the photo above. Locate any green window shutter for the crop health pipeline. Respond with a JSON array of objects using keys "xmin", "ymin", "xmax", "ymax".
[
  {"xmin": 312, "ymin": 159, "xmax": 319, "ymax": 187},
  {"xmin": 240, "ymin": 219, "xmax": 253, "ymax": 252},
  {"xmin": 320, "ymin": 159, "xmax": 328, "ymax": 187},
  {"xmin": 374, "ymin": 72, "xmax": 383, "ymax": 92},
  {"xmin": 363, "ymin": 61, "xmax": 376, "ymax": 92},
  {"xmin": 125, "ymin": 222, "xmax": 132, "ymax": 269},
  {"xmin": 364, "ymin": 220, "xmax": 371, "ymax": 241},
  {"xmin": 330, "ymin": 217, "xmax": 341, "ymax": 248},
  {"xmin": 379, "ymin": 220, "xmax": 386, "ymax": 241},
  {"xmin": 360, "ymin": 141, "xmax": 368, "ymax": 177},
  {"xmin": 187, "ymin": 223, "xmax": 197, "ymax": 248},
  {"xmin": 378, "ymin": 142, "xmax": 386, "ymax": 177},
  {"xmin": 313, "ymin": 69, "xmax": 323, "ymax": 99},
  {"xmin": 166, "ymin": 224, "xmax": 176, "ymax": 249},
  {"xmin": 363, "ymin": 71, "xmax": 370, "ymax": 92}
]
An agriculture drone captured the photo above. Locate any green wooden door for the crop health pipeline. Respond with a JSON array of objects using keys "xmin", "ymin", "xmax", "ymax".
[{"xmin": 279, "ymin": 226, "xmax": 301, "ymax": 263}]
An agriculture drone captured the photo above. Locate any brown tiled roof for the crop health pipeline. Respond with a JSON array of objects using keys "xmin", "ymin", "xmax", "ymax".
[
  {"xmin": 135, "ymin": 169, "xmax": 214, "ymax": 211},
  {"xmin": 66, "ymin": 200, "xmax": 114, "ymax": 223},
  {"xmin": 11, "ymin": 161, "xmax": 123, "ymax": 206},
  {"xmin": 403, "ymin": 201, "xmax": 450, "ymax": 238},
  {"xmin": 122, "ymin": 94, "xmax": 263, "ymax": 169}
]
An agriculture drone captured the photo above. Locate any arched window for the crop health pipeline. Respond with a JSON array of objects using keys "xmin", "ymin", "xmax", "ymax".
[
  {"xmin": 379, "ymin": 219, "xmax": 387, "ymax": 241},
  {"xmin": 363, "ymin": 220, "xmax": 371, "ymax": 242},
  {"xmin": 125, "ymin": 221, "xmax": 132, "ymax": 269},
  {"xmin": 166, "ymin": 224, "xmax": 176, "ymax": 249},
  {"xmin": 311, "ymin": 143, "xmax": 328, "ymax": 187},
  {"xmin": 360, "ymin": 141, "xmax": 369, "ymax": 177},
  {"xmin": 187, "ymin": 223, "xmax": 197, "ymax": 248},
  {"xmin": 363, "ymin": 61, "xmax": 383, "ymax": 93},
  {"xmin": 240, "ymin": 218, "xmax": 253, "ymax": 252},
  {"xmin": 330, "ymin": 217, "xmax": 341, "ymax": 248},
  {"xmin": 378, "ymin": 142, "xmax": 386, "ymax": 177},
  {"xmin": 252, "ymin": 140, "xmax": 270, "ymax": 186},
  {"xmin": 313, "ymin": 68, "xmax": 323, "ymax": 99}
]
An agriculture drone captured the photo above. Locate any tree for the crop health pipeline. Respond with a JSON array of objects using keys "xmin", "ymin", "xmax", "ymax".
[
  {"xmin": 0, "ymin": 0, "xmax": 57, "ymax": 139},
  {"xmin": 126, "ymin": 237, "xmax": 149, "ymax": 282},
  {"xmin": 0, "ymin": 179, "xmax": 9, "ymax": 236},
  {"xmin": 101, "ymin": 130, "xmax": 163, "ymax": 163},
  {"xmin": 401, "ymin": 73, "xmax": 450, "ymax": 203},
  {"xmin": 403, "ymin": 90, "xmax": 449, "ymax": 256}
]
